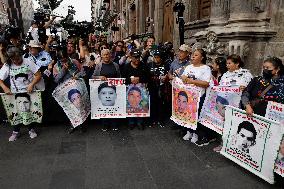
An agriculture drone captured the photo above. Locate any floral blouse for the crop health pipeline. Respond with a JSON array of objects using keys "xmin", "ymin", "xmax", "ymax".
[{"xmin": 241, "ymin": 76, "xmax": 284, "ymax": 116}]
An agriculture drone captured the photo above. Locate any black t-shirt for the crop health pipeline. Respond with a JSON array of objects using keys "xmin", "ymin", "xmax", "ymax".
[{"xmin": 100, "ymin": 63, "xmax": 118, "ymax": 78}]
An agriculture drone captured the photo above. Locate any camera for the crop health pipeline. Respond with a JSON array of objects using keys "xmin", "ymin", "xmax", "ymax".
[
  {"xmin": 3, "ymin": 26, "xmax": 21, "ymax": 41},
  {"xmin": 64, "ymin": 21, "xmax": 94, "ymax": 39}
]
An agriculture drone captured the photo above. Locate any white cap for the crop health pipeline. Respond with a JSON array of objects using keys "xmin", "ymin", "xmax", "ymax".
[
  {"xmin": 28, "ymin": 40, "xmax": 41, "ymax": 48},
  {"xmin": 179, "ymin": 44, "xmax": 190, "ymax": 52}
]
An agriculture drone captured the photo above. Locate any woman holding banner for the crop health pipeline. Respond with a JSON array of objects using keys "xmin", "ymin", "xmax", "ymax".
[
  {"xmin": 242, "ymin": 56, "xmax": 284, "ymax": 117},
  {"xmin": 0, "ymin": 47, "xmax": 42, "ymax": 141},
  {"xmin": 181, "ymin": 48, "xmax": 213, "ymax": 146},
  {"xmin": 213, "ymin": 55, "xmax": 253, "ymax": 152}
]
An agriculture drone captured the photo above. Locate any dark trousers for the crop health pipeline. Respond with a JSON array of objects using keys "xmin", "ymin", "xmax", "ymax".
[
  {"xmin": 195, "ymin": 94, "xmax": 217, "ymax": 140},
  {"xmin": 13, "ymin": 123, "xmax": 35, "ymax": 132},
  {"xmin": 101, "ymin": 118, "xmax": 118, "ymax": 130},
  {"xmin": 150, "ymin": 92, "xmax": 165, "ymax": 123},
  {"xmin": 128, "ymin": 117, "xmax": 143, "ymax": 126}
]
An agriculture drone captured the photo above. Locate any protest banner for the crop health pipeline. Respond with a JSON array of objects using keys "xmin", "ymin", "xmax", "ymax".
[
  {"xmin": 265, "ymin": 101, "xmax": 284, "ymax": 177},
  {"xmin": 221, "ymin": 106, "xmax": 284, "ymax": 184},
  {"xmin": 1, "ymin": 91, "xmax": 43, "ymax": 125},
  {"xmin": 52, "ymin": 78, "xmax": 90, "ymax": 127},
  {"xmin": 90, "ymin": 78, "xmax": 126, "ymax": 119},
  {"xmin": 170, "ymin": 78, "xmax": 201, "ymax": 130},
  {"xmin": 199, "ymin": 86, "xmax": 242, "ymax": 134},
  {"xmin": 126, "ymin": 83, "xmax": 150, "ymax": 117}
]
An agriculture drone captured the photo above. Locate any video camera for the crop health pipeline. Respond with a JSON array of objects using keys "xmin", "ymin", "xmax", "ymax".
[
  {"xmin": 65, "ymin": 21, "xmax": 94, "ymax": 39},
  {"xmin": 3, "ymin": 26, "xmax": 21, "ymax": 41}
]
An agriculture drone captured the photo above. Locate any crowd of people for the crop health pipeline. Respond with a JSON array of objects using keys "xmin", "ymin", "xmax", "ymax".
[{"xmin": 0, "ymin": 19, "xmax": 284, "ymax": 156}]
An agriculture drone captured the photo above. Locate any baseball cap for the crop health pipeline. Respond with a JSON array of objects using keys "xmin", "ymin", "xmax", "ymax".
[
  {"xmin": 179, "ymin": 44, "xmax": 190, "ymax": 52},
  {"xmin": 130, "ymin": 49, "xmax": 141, "ymax": 58}
]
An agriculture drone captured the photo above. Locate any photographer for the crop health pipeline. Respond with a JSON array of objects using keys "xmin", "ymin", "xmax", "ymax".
[
  {"xmin": 79, "ymin": 39, "xmax": 100, "ymax": 79},
  {"xmin": 29, "ymin": 16, "xmax": 56, "ymax": 43},
  {"xmin": 112, "ymin": 40, "xmax": 126, "ymax": 66},
  {"xmin": 66, "ymin": 41, "xmax": 79, "ymax": 60},
  {"xmin": 141, "ymin": 36, "xmax": 156, "ymax": 64},
  {"xmin": 53, "ymin": 49, "xmax": 83, "ymax": 84},
  {"xmin": 4, "ymin": 26, "xmax": 23, "ymax": 48}
]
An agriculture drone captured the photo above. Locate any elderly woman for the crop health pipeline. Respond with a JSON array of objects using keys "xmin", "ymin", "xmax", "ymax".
[
  {"xmin": 213, "ymin": 55, "xmax": 252, "ymax": 152},
  {"xmin": 219, "ymin": 54, "xmax": 253, "ymax": 90},
  {"xmin": 0, "ymin": 47, "xmax": 42, "ymax": 141},
  {"xmin": 92, "ymin": 49, "xmax": 121, "ymax": 131},
  {"xmin": 242, "ymin": 57, "xmax": 284, "ymax": 116}
]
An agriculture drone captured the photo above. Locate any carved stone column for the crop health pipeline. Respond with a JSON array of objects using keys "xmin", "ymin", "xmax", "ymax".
[
  {"xmin": 154, "ymin": 0, "xmax": 164, "ymax": 43},
  {"xmin": 227, "ymin": 0, "xmax": 266, "ymax": 27},
  {"xmin": 209, "ymin": 0, "xmax": 229, "ymax": 28}
]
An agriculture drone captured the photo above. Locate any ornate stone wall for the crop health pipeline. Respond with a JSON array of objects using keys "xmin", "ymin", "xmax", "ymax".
[
  {"xmin": 182, "ymin": 0, "xmax": 284, "ymax": 75},
  {"xmin": 20, "ymin": 0, "xmax": 34, "ymax": 34}
]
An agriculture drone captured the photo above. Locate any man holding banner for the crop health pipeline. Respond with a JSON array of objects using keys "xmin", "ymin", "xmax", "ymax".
[
  {"xmin": 91, "ymin": 49, "xmax": 121, "ymax": 131},
  {"xmin": 123, "ymin": 49, "xmax": 150, "ymax": 130},
  {"xmin": 0, "ymin": 47, "xmax": 43, "ymax": 141}
]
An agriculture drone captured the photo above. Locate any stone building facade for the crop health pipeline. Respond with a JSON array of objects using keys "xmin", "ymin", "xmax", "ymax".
[
  {"xmin": 92, "ymin": 0, "xmax": 175, "ymax": 43},
  {"xmin": 0, "ymin": 0, "xmax": 9, "ymax": 27},
  {"xmin": 180, "ymin": 0, "xmax": 284, "ymax": 75},
  {"xmin": 93, "ymin": 0, "xmax": 284, "ymax": 74},
  {"xmin": 6, "ymin": 0, "xmax": 34, "ymax": 35}
]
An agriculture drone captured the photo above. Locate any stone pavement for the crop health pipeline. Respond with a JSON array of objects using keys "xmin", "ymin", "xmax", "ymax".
[{"xmin": 0, "ymin": 120, "xmax": 281, "ymax": 189}]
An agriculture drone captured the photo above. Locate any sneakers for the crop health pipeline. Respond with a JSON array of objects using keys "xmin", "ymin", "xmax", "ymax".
[
  {"xmin": 157, "ymin": 122, "xmax": 164, "ymax": 128},
  {"xmin": 29, "ymin": 129, "xmax": 37, "ymax": 139},
  {"xmin": 213, "ymin": 145, "xmax": 222, "ymax": 153},
  {"xmin": 190, "ymin": 133, "xmax": 198, "ymax": 143},
  {"xmin": 195, "ymin": 137, "xmax": 210, "ymax": 147},
  {"xmin": 183, "ymin": 131, "xmax": 193, "ymax": 141},
  {"xmin": 101, "ymin": 128, "xmax": 108, "ymax": 132},
  {"xmin": 9, "ymin": 131, "xmax": 19, "ymax": 142}
]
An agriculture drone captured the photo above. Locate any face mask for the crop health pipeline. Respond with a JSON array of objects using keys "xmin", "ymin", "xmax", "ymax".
[{"xmin": 262, "ymin": 69, "xmax": 273, "ymax": 80}]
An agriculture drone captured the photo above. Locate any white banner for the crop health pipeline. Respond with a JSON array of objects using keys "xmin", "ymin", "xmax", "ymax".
[
  {"xmin": 90, "ymin": 78, "xmax": 126, "ymax": 119},
  {"xmin": 199, "ymin": 86, "xmax": 242, "ymax": 134},
  {"xmin": 126, "ymin": 83, "xmax": 150, "ymax": 117},
  {"xmin": 170, "ymin": 78, "xmax": 201, "ymax": 130},
  {"xmin": 52, "ymin": 78, "xmax": 91, "ymax": 127},
  {"xmin": 1, "ymin": 91, "xmax": 43, "ymax": 125},
  {"xmin": 221, "ymin": 106, "xmax": 284, "ymax": 184},
  {"xmin": 265, "ymin": 101, "xmax": 284, "ymax": 177}
]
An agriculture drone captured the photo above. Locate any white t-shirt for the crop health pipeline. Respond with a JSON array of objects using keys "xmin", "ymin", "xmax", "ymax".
[
  {"xmin": 182, "ymin": 64, "xmax": 212, "ymax": 96},
  {"xmin": 219, "ymin": 68, "xmax": 253, "ymax": 87},
  {"xmin": 0, "ymin": 58, "xmax": 44, "ymax": 93}
]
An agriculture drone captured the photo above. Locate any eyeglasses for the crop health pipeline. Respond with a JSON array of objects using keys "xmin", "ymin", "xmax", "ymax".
[{"xmin": 100, "ymin": 46, "xmax": 108, "ymax": 50}]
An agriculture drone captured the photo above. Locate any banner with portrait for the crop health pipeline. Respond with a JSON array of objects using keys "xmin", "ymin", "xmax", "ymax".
[
  {"xmin": 126, "ymin": 83, "xmax": 150, "ymax": 117},
  {"xmin": 90, "ymin": 78, "xmax": 126, "ymax": 119},
  {"xmin": 0, "ymin": 91, "xmax": 43, "ymax": 126},
  {"xmin": 221, "ymin": 106, "xmax": 284, "ymax": 184},
  {"xmin": 52, "ymin": 78, "xmax": 91, "ymax": 127},
  {"xmin": 199, "ymin": 86, "xmax": 242, "ymax": 134},
  {"xmin": 170, "ymin": 78, "xmax": 201, "ymax": 130},
  {"xmin": 265, "ymin": 101, "xmax": 284, "ymax": 177}
]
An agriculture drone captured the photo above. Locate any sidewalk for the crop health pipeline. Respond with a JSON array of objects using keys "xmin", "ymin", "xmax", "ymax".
[{"xmin": 0, "ymin": 121, "xmax": 281, "ymax": 189}]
